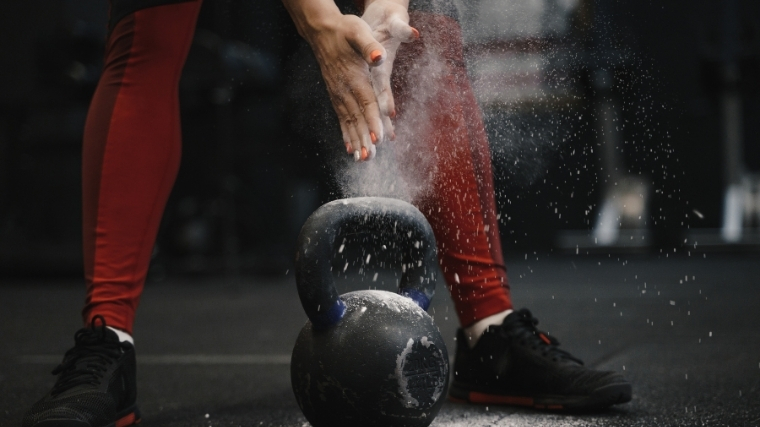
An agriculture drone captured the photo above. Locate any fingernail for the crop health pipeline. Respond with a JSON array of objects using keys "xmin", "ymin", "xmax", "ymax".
[
  {"xmin": 361, "ymin": 147, "xmax": 368, "ymax": 160},
  {"xmin": 411, "ymin": 28, "xmax": 420, "ymax": 39},
  {"xmin": 391, "ymin": 131, "xmax": 396, "ymax": 141},
  {"xmin": 346, "ymin": 143, "xmax": 353, "ymax": 153},
  {"xmin": 391, "ymin": 110, "xmax": 397, "ymax": 118},
  {"xmin": 370, "ymin": 132, "xmax": 377, "ymax": 144},
  {"xmin": 354, "ymin": 150, "xmax": 361, "ymax": 161},
  {"xmin": 370, "ymin": 50, "xmax": 382, "ymax": 63}
]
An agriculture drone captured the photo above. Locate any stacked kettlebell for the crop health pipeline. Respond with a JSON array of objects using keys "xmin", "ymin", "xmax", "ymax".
[{"xmin": 291, "ymin": 197, "xmax": 449, "ymax": 427}]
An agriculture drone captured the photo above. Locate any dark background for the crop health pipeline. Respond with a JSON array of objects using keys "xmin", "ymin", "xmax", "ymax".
[{"xmin": 0, "ymin": 0, "xmax": 758, "ymax": 278}]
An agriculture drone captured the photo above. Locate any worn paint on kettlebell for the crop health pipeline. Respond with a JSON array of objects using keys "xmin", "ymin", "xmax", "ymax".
[{"xmin": 395, "ymin": 337, "xmax": 448, "ymax": 409}]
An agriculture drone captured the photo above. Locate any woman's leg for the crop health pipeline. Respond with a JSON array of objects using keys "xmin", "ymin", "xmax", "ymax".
[
  {"xmin": 391, "ymin": 10, "xmax": 513, "ymax": 328},
  {"xmin": 81, "ymin": 0, "xmax": 203, "ymax": 334}
]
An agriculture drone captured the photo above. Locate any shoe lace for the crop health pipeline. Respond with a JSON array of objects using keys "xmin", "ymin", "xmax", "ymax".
[
  {"xmin": 498, "ymin": 308, "xmax": 585, "ymax": 365},
  {"xmin": 50, "ymin": 316, "xmax": 126, "ymax": 396}
]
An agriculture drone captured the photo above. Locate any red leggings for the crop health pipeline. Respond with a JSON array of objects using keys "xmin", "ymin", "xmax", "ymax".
[{"xmin": 82, "ymin": 1, "xmax": 512, "ymax": 334}]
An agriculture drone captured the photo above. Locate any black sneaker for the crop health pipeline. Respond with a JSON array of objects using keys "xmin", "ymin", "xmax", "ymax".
[
  {"xmin": 449, "ymin": 308, "xmax": 632, "ymax": 411},
  {"xmin": 22, "ymin": 316, "xmax": 140, "ymax": 427}
]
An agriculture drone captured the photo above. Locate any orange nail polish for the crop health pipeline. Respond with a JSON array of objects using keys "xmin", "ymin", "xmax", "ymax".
[
  {"xmin": 370, "ymin": 132, "xmax": 377, "ymax": 144},
  {"xmin": 361, "ymin": 147, "xmax": 368, "ymax": 160},
  {"xmin": 390, "ymin": 110, "xmax": 397, "ymax": 119},
  {"xmin": 411, "ymin": 28, "xmax": 420, "ymax": 39},
  {"xmin": 391, "ymin": 131, "xmax": 396, "ymax": 141},
  {"xmin": 370, "ymin": 50, "xmax": 382, "ymax": 63},
  {"xmin": 346, "ymin": 143, "xmax": 353, "ymax": 153}
]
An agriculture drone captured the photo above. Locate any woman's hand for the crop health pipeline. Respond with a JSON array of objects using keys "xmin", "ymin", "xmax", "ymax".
[
  {"xmin": 361, "ymin": 0, "xmax": 418, "ymax": 139},
  {"xmin": 282, "ymin": 0, "xmax": 388, "ymax": 161}
]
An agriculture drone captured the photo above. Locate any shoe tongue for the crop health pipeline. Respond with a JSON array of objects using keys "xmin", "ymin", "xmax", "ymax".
[
  {"xmin": 77, "ymin": 324, "xmax": 120, "ymax": 347},
  {"xmin": 68, "ymin": 331, "xmax": 121, "ymax": 371},
  {"xmin": 501, "ymin": 309, "xmax": 533, "ymax": 328},
  {"xmin": 101, "ymin": 327, "xmax": 121, "ymax": 343}
]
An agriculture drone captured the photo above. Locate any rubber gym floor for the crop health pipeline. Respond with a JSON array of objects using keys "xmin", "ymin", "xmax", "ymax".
[{"xmin": 2, "ymin": 253, "xmax": 759, "ymax": 427}]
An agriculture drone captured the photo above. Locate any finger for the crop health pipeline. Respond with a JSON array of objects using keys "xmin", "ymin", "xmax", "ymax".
[
  {"xmin": 381, "ymin": 114, "xmax": 394, "ymax": 142},
  {"xmin": 341, "ymin": 92, "xmax": 373, "ymax": 161},
  {"xmin": 371, "ymin": 63, "xmax": 395, "ymax": 117},
  {"xmin": 345, "ymin": 16, "xmax": 387, "ymax": 66},
  {"xmin": 336, "ymin": 111, "xmax": 353, "ymax": 154},
  {"xmin": 372, "ymin": 72, "xmax": 395, "ymax": 141},
  {"xmin": 347, "ymin": 119, "xmax": 362, "ymax": 161},
  {"xmin": 389, "ymin": 17, "xmax": 419, "ymax": 43},
  {"xmin": 368, "ymin": 142, "xmax": 377, "ymax": 160},
  {"xmin": 359, "ymin": 92, "xmax": 384, "ymax": 148},
  {"xmin": 347, "ymin": 71, "xmax": 384, "ymax": 148},
  {"xmin": 340, "ymin": 100, "xmax": 363, "ymax": 158},
  {"xmin": 356, "ymin": 111, "xmax": 373, "ymax": 160},
  {"xmin": 342, "ymin": 127, "xmax": 353, "ymax": 155},
  {"xmin": 369, "ymin": 55, "xmax": 396, "ymax": 142},
  {"xmin": 331, "ymin": 96, "xmax": 360, "ymax": 156},
  {"xmin": 353, "ymin": 105, "xmax": 373, "ymax": 160}
]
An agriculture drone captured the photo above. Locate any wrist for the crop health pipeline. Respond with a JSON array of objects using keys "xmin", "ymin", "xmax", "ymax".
[{"xmin": 282, "ymin": 0, "xmax": 342, "ymax": 43}]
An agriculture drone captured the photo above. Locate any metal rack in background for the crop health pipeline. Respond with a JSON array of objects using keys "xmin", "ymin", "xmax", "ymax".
[
  {"xmin": 463, "ymin": 0, "xmax": 653, "ymax": 251},
  {"xmin": 465, "ymin": 0, "xmax": 760, "ymax": 253},
  {"xmin": 687, "ymin": 0, "xmax": 760, "ymax": 250}
]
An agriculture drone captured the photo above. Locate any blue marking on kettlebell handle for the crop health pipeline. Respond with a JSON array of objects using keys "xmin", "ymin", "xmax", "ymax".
[
  {"xmin": 310, "ymin": 299, "xmax": 347, "ymax": 329},
  {"xmin": 400, "ymin": 288, "xmax": 431, "ymax": 311}
]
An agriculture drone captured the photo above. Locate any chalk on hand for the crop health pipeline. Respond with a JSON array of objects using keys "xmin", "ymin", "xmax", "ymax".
[{"xmin": 369, "ymin": 144, "xmax": 376, "ymax": 159}]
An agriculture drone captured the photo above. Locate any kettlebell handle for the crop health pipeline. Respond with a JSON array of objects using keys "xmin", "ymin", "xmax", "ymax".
[{"xmin": 295, "ymin": 197, "xmax": 438, "ymax": 329}]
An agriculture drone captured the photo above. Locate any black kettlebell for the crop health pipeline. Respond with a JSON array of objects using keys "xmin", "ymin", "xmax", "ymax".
[{"xmin": 291, "ymin": 197, "xmax": 449, "ymax": 427}]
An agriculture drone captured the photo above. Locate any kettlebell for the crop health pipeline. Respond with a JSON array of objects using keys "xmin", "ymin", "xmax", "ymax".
[{"xmin": 291, "ymin": 197, "xmax": 449, "ymax": 427}]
